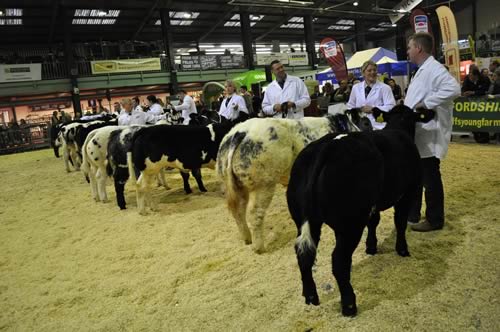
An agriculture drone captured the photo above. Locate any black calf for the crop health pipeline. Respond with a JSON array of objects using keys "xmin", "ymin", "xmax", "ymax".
[{"xmin": 287, "ymin": 105, "xmax": 435, "ymax": 316}]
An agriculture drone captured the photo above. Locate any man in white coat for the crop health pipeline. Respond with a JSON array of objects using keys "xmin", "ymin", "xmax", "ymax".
[
  {"xmin": 404, "ymin": 32, "xmax": 461, "ymax": 232},
  {"xmin": 262, "ymin": 60, "xmax": 311, "ymax": 119},
  {"xmin": 170, "ymin": 90, "xmax": 197, "ymax": 125}
]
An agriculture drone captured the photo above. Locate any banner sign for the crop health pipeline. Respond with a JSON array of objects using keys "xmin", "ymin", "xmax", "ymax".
[
  {"xmin": 0, "ymin": 63, "xmax": 42, "ymax": 83},
  {"xmin": 181, "ymin": 56, "xmax": 219, "ymax": 70},
  {"xmin": 256, "ymin": 53, "xmax": 290, "ymax": 66},
  {"xmin": 410, "ymin": 9, "xmax": 435, "ymax": 55},
  {"xmin": 288, "ymin": 52, "xmax": 309, "ymax": 66},
  {"xmin": 389, "ymin": 0, "xmax": 423, "ymax": 24},
  {"xmin": 436, "ymin": 6, "xmax": 460, "ymax": 83},
  {"xmin": 90, "ymin": 58, "xmax": 161, "ymax": 74},
  {"xmin": 220, "ymin": 55, "xmax": 245, "ymax": 68},
  {"xmin": 453, "ymin": 96, "xmax": 500, "ymax": 132},
  {"xmin": 319, "ymin": 38, "xmax": 348, "ymax": 81}
]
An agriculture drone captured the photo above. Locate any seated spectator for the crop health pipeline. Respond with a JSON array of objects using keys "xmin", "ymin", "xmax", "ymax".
[
  {"xmin": 487, "ymin": 68, "xmax": 500, "ymax": 98},
  {"xmin": 388, "ymin": 79, "xmax": 403, "ymax": 101},
  {"xmin": 489, "ymin": 60, "xmax": 499, "ymax": 75},
  {"xmin": 481, "ymin": 68, "xmax": 491, "ymax": 82},
  {"xmin": 462, "ymin": 66, "xmax": 489, "ymax": 97},
  {"xmin": 310, "ymin": 85, "xmax": 321, "ymax": 99},
  {"xmin": 321, "ymin": 82, "xmax": 334, "ymax": 99},
  {"xmin": 332, "ymin": 80, "xmax": 350, "ymax": 102}
]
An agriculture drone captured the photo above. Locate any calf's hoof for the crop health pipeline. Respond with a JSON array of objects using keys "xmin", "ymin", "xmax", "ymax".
[
  {"xmin": 341, "ymin": 303, "xmax": 357, "ymax": 317},
  {"xmin": 304, "ymin": 294, "xmax": 320, "ymax": 306},
  {"xmin": 251, "ymin": 245, "xmax": 265, "ymax": 254},
  {"xmin": 184, "ymin": 189, "xmax": 193, "ymax": 194},
  {"xmin": 397, "ymin": 249, "xmax": 410, "ymax": 257},
  {"xmin": 365, "ymin": 246, "xmax": 377, "ymax": 255},
  {"xmin": 119, "ymin": 206, "xmax": 127, "ymax": 210},
  {"xmin": 243, "ymin": 238, "xmax": 252, "ymax": 245}
]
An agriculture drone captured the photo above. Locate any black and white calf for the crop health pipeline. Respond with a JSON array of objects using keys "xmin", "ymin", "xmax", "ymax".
[
  {"xmin": 128, "ymin": 123, "xmax": 233, "ymax": 215},
  {"xmin": 287, "ymin": 105, "xmax": 435, "ymax": 316},
  {"xmin": 216, "ymin": 111, "xmax": 371, "ymax": 253}
]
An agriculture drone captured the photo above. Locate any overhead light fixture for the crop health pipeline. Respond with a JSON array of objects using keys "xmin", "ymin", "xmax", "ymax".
[
  {"xmin": 353, "ymin": 1, "xmax": 359, "ymax": 6},
  {"xmin": 0, "ymin": 9, "xmax": 4, "ymax": 16},
  {"xmin": 97, "ymin": 9, "xmax": 108, "ymax": 17},
  {"xmin": 183, "ymin": 12, "xmax": 192, "ymax": 18},
  {"xmin": 392, "ymin": 23, "xmax": 397, "ymax": 27}
]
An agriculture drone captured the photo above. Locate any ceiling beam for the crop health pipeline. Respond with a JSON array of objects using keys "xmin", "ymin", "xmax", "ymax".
[
  {"xmin": 197, "ymin": 8, "xmax": 234, "ymax": 43},
  {"xmin": 47, "ymin": 0, "xmax": 60, "ymax": 44},
  {"xmin": 130, "ymin": 0, "xmax": 164, "ymax": 40}
]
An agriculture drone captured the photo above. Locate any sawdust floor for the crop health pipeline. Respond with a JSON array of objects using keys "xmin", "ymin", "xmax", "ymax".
[{"xmin": 0, "ymin": 142, "xmax": 499, "ymax": 331}]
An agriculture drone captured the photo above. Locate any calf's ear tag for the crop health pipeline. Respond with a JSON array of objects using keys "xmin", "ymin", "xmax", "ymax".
[{"xmin": 376, "ymin": 113, "xmax": 384, "ymax": 123}]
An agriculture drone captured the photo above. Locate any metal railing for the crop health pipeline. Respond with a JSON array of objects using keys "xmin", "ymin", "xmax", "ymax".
[{"xmin": 0, "ymin": 123, "xmax": 50, "ymax": 155}]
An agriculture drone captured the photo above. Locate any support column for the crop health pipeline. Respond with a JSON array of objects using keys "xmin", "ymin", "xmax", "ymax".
[
  {"xmin": 240, "ymin": 11, "xmax": 254, "ymax": 70},
  {"xmin": 355, "ymin": 19, "xmax": 366, "ymax": 52},
  {"xmin": 471, "ymin": 0, "xmax": 477, "ymax": 38},
  {"xmin": 160, "ymin": 8, "xmax": 178, "ymax": 95},
  {"xmin": 63, "ymin": 7, "xmax": 81, "ymax": 116},
  {"xmin": 304, "ymin": 15, "xmax": 317, "ymax": 69}
]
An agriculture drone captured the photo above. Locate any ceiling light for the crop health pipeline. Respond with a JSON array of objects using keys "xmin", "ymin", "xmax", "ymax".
[
  {"xmin": 353, "ymin": 1, "xmax": 358, "ymax": 6},
  {"xmin": 97, "ymin": 9, "xmax": 108, "ymax": 17},
  {"xmin": 392, "ymin": 23, "xmax": 397, "ymax": 27},
  {"xmin": 0, "ymin": 10, "xmax": 4, "ymax": 16},
  {"xmin": 183, "ymin": 12, "xmax": 192, "ymax": 18}
]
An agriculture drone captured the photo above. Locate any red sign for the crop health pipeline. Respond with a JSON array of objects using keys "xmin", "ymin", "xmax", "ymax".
[{"xmin": 319, "ymin": 38, "xmax": 348, "ymax": 81}]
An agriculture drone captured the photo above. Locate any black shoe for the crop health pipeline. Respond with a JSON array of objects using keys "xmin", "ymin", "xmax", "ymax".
[{"xmin": 411, "ymin": 220, "xmax": 443, "ymax": 232}]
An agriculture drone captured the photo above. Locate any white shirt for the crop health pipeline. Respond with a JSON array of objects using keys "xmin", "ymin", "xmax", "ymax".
[
  {"xmin": 404, "ymin": 56, "xmax": 461, "ymax": 159},
  {"xmin": 347, "ymin": 80, "xmax": 395, "ymax": 130},
  {"xmin": 117, "ymin": 110, "xmax": 132, "ymax": 126},
  {"xmin": 129, "ymin": 108, "xmax": 165, "ymax": 125},
  {"xmin": 262, "ymin": 75, "xmax": 311, "ymax": 119},
  {"xmin": 148, "ymin": 103, "xmax": 164, "ymax": 116},
  {"xmin": 173, "ymin": 94, "xmax": 197, "ymax": 125},
  {"xmin": 219, "ymin": 93, "xmax": 248, "ymax": 121}
]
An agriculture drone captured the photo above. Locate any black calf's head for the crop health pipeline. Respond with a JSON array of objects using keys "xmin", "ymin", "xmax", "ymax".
[{"xmin": 373, "ymin": 105, "xmax": 436, "ymax": 138}]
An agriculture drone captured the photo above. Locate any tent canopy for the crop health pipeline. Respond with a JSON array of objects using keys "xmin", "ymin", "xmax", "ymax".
[
  {"xmin": 376, "ymin": 56, "xmax": 399, "ymax": 65},
  {"xmin": 346, "ymin": 47, "xmax": 398, "ymax": 69},
  {"xmin": 232, "ymin": 70, "xmax": 271, "ymax": 89}
]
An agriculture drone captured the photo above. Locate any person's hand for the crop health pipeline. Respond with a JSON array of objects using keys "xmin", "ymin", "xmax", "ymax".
[
  {"xmin": 361, "ymin": 105, "xmax": 373, "ymax": 113},
  {"xmin": 287, "ymin": 101, "xmax": 296, "ymax": 109},
  {"xmin": 273, "ymin": 104, "xmax": 282, "ymax": 112},
  {"xmin": 463, "ymin": 91, "xmax": 474, "ymax": 97}
]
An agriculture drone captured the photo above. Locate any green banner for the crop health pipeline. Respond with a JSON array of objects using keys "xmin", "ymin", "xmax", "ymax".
[{"xmin": 452, "ymin": 96, "xmax": 500, "ymax": 132}]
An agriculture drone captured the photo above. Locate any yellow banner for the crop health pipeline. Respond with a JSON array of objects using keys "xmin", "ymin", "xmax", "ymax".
[
  {"xmin": 90, "ymin": 58, "xmax": 161, "ymax": 74},
  {"xmin": 436, "ymin": 6, "xmax": 460, "ymax": 83}
]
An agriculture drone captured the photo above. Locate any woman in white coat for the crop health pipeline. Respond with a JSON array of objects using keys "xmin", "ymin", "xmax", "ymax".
[
  {"xmin": 146, "ymin": 95, "xmax": 164, "ymax": 115},
  {"xmin": 219, "ymin": 79, "xmax": 248, "ymax": 121},
  {"xmin": 346, "ymin": 60, "xmax": 396, "ymax": 129}
]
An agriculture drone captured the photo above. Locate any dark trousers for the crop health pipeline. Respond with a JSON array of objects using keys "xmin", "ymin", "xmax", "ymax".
[{"xmin": 409, "ymin": 157, "xmax": 445, "ymax": 226}]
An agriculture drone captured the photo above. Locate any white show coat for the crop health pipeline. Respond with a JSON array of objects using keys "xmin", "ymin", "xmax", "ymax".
[
  {"xmin": 148, "ymin": 103, "xmax": 164, "ymax": 115},
  {"xmin": 117, "ymin": 110, "xmax": 132, "ymax": 125},
  {"xmin": 173, "ymin": 94, "xmax": 197, "ymax": 125},
  {"xmin": 262, "ymin": 75, "xmax": 311, "ymax": 119},
  {"xmin": 347, "ymin": 80, "xmax": 395, "ymax": 130},
  {"xmin": 129, "ymin": 108, "xmax": 165, "ymax": 125},
  {"xmin": 404, "ymin": 56, "xmax": 460, "ymax": 160},
  {"xmin": 219, "ymin": 93, "xmax": 248, "ymax": 121}
]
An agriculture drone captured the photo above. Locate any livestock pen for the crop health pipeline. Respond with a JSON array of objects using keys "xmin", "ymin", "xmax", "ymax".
[{"xmin": 0, "ymin": 142, "xmax": 499, "ymax": 331}]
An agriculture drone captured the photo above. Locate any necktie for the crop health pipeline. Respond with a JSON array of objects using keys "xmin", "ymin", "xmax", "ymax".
[
  {"xmin": 365, "ymin": 85, "xmax": 372, "ymax": 98},
  {"xmin": 225, "ymin": 97, "xmax": 232, "ymax": 107},
  {"xmin": 278, "ymin": 79, "xmax": 285, "ymax": 89}
]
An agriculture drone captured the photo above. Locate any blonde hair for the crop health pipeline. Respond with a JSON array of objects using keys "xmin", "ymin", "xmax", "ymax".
[
  {"xmin": 121, "ymin": 98, "xmax": 132, "ymax": 106},
  {"xmin": 361, "ymin": 60, "xmax": 377, "ymax": 73},
  {"xmin": 224, "ymin": 79, "xmax": 238, "ymax": 90}
]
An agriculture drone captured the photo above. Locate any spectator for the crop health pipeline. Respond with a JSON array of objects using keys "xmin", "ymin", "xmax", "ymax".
[
  {"xmin": 113, "ymin": 102, "xmax": 121, "ymax": 115},
  {"xmin": 388, "ymin": 78, "xmax": 403, "ymax": 101},
  {"xmin": 239, "ymin": 85, "xmax": 255, "ymax": 117},
  {"xmin": 310, "ymin": 85, "xmax": 321, "ymax": 99},
  {"xmin": 481, "ymin": 68, "xmax": 491, "ymax": 82},
  {"xmin": 462, "ymin": 66, "xmax": 489, "ymax": 97},
  {"xmin": 332, "ymin": 79, "xmax": 350, "ymax": 102},
  {"xmin": 487, "ymin": 68, "xmax": 500, "ymax": 98},
  {"xmin": 51, "ymin": 111, "xmax": 61, "ymax": 125},
  {"xmin": 489, "ymin": 60, "xmax": 499, "ymax": 74},
  {"xmin": 347, "ymin": 72, "xmax": 356, "ymax": 89},
  {"xmin": 321, "ymin": 82, "xmax": 334, "ymax": 99},
  {"xmin": 60, "ymin": 111, "xmax": 71, "ymax": 123}
]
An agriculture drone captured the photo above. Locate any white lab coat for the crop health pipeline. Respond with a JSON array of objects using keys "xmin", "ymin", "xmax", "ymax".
[
  {"xmin": 404, "ymin": 56, "xmax": 461, "ymax": 160},
  {"xmin": 262, "ymin": 75, "xmax": 311, "ymax": 119},
  {"xmin": 219, "ymin": 93, "xmax": 248, "ymax": 121},
  {"xmin": 117, "ymin": 110, "xmax": 132, "ymax": 125},
  {"xmin": 347, "ymin": 80, "xmax": 395, "ymax": 130},
  {"xmin": 148, "ymin": 103, "xmax": 164, "ymax": 115},
  {"xmin": 129, "ymin": 108, "xmax": 165, "ymax": 125},
  {"xmin": 173, "ymin": 94, "xmax": 197, "ymax": 125}
]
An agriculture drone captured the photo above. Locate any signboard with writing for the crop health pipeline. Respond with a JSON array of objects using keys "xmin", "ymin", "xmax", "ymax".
[
  {"xmin": 90, "ymin": 58, "xmax": 161, "ymax": 74},
  {"xmin": 256, "ymin": 53, "xmax": 290, "ymax": 66},
  {"xmin": 0, "ymin": 63, "xmax": 42, "ymax": 83},
  {"xmin": 220, "ymin": 55, "xmax": 244, "ymax": 68},
  {"xmin": 181, "ymin": 56, "xmax": 219, "ymax": 70},
  {"xmin": 31, "ymin": 102, "xmax": 72, "ymax": 112},
  {"xmin": 453, "ymin": 96, "xmax": 500, "ymax": 132},
  {"xmin": 288, "ymin": 52, "xmax": 309, "ymax": 66}
]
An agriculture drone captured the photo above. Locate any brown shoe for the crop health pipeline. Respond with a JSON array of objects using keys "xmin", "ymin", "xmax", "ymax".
[{"xmin": 411, "ymin": 220, "xmax": 443, "ymax": 232}]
